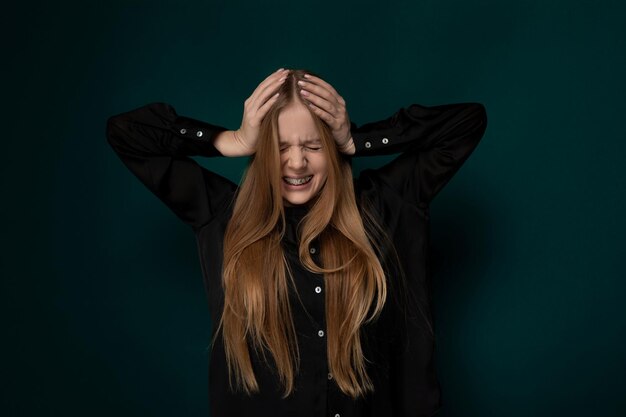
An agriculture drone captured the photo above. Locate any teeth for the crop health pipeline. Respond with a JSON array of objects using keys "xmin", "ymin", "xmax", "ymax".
[{"xmin": 284, "ymin": 175, "xmax": 312, "ymax": 185}]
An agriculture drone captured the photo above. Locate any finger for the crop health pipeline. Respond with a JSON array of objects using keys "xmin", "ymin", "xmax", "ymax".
[
  {"xmin": 298, "ymin": 79, "xmax": 344, "ymax": 119},
  {"xmin": 306, "ymin": 101, "xmax": 342, "ymax": 134},
  {"xmin": 307, "ymin": 102, "xmax": 335, "ymax": 127},
  {"xmin": 249, "ymin": 69, "xmax": 289, "ymax": 110},
  {"xmin": 300, "ymin": 86, "xmax": 339, "ymax": 119},
  {"xmin": 302, "ymin": 74, "xmax": 340, "ymax": 98},
  {"xmin": 256, "ymin": 91, "xmax": 281, "ymax": 120},
  {"xmin": 250, "ymin": 69, "xmax": 286, "ymax": 99},
  {"xmin": 251, "ymin": 69, "xmax": 288, "ymax": 107},
  {"xmin": 255, "ymin": 74, "xmax": 288, "ymax": 112},
  {"xmin": 298, "ymin": 80, "xmax": 337, "ymax": 105}
]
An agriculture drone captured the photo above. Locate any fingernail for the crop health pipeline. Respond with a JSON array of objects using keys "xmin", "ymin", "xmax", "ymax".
[
  {"xmin": 304, "ymin": 74, "xmax": 310, "ymax": 78},
  {"xmin": 277, "ymin": 67, "xmax": 284, "ymax": 72}
]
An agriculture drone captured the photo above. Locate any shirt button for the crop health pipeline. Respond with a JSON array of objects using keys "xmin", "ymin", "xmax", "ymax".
[
  {"xmin": 315, "ymin": 286, "xmax": 322, "ymax": 294},
  {"xmin": 196, "ymin": 130, "xmax": 203, "ymax": 137},
  {"xmin": 364, "ymin": 141, "xmax": 371, "ymax": 148},
  {"xmin": 334, "ymin": 414, "xmax": 341, "ymax": 417},
  {"xmin": 179, "ymin": 128, "xmax": 187, "ymax": 134},
  {"xmin": 382, "ymin": 137, "xmax": 389, "ymax": 144},
  {"xmin": 318, "ymin": 330, "xmax": 324, "ymax": 337},
  {"xmin": 310, "ymin": 247, "xmax": 316, "ymax": 254},
  {"xmin": 328, "ymin": 372, "xmax": 333, "ymax": 380}
]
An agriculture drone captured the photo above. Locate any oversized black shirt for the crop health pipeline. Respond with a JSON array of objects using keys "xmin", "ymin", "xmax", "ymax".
[{"xmin": 106, "ymin": 101, "xmax": 487, "ymax": 417}]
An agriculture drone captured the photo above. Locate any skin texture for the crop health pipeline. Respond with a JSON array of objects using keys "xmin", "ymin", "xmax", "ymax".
[{"xmin": 278, "ymin": 101, "xmax": 329, "ymax": 206}]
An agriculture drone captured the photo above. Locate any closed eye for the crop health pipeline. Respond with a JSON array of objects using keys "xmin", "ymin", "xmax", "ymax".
[{"xmin": 280, "ymin": 145, "xmax": 322, "ymax": 152}]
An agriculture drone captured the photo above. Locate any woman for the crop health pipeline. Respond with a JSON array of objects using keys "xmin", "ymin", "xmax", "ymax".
[{"xmin": 106, "ymin": 68, "xmax": 487, "ymax": 417}]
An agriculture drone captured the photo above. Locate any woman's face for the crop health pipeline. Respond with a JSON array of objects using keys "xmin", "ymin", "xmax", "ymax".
[{"xmin": 277, "ymin": 102, "xmax": 329, "ymax": 207}]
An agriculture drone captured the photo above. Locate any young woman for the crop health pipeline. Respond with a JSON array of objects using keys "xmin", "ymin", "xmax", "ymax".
[{"xmin": 106, "ymin": 68, "xmax": 487, "ymax": 417}]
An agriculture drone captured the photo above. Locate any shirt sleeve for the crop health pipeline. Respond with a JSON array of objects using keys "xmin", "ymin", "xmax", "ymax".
[
  {"xmin": 105, "ymin": 102, "xmax": 238, "ymax": 231},
  {"xmin": 350, "ymin": 102, "xmax": 487, "ymax": 205}
]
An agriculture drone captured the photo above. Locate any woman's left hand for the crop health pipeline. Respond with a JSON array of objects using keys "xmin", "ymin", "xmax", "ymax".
[{"xmin": 297, "ymin": 74, "xmax": 354, "ymax": 154}]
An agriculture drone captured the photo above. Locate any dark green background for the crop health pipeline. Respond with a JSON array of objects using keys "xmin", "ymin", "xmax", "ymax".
[{"xmin": 2, "ymin": 1, "xmax": 624, "ymax": 416}]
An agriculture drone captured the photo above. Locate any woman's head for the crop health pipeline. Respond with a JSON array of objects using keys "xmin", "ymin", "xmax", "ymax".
[{"xmin": 253, "ymin": 68, "xmax": 345, "ymax": 208}]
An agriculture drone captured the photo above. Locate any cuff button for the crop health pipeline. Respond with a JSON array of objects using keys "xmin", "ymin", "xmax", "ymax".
[
  {"xmin": 196, "ymin": 130, "xmax": 203, "ymax": 137},
  {"xmin": 180, "ymin": 128, "xmax": 187, "ymax": 134},
  {"xmin": 382, "ymin": 137, "xmax": 389, "ymax": 144},
  {"xmin": 365, "ymin": 141, "xmax": 371, "ymax": 148}
]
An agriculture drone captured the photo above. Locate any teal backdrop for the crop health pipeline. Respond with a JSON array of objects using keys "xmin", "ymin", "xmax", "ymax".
[{"xmin": 2, "ymin": 1, "xmax": 624, "ymax": 416}]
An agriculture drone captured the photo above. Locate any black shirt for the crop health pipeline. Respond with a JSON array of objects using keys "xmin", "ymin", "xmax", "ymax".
[{"xmin": 106, "ymin": 101, "xmax": 487, "ymax": 417}]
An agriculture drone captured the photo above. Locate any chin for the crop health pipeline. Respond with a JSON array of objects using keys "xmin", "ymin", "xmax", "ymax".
[
  {"xmin": 283, "ymin": 196, "xmax": 313, "ymax": 206},
  {"xmin": 281, "ymin": 182, "xmax": 322, "ymax": 207},
  {"xmin": 283, "ymin": 188, "xmax": 323, "ymax": 206}
]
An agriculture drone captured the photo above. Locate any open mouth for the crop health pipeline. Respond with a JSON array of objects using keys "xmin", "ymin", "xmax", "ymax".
[{"xmin": 283, "ymin": 175, "xmax": 313, "ymax": 186}]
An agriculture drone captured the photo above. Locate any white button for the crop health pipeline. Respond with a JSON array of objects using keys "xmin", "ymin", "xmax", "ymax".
[
  {"xmin": 180, "ymin": 128, "xmax": 187, "ymax": 134},
  {"xmin": 318, "ymin": 330, "xmax": 324, "ymax": 337},
  {"xmin": 196, "ymin": 130, "xmax": 203, "ymax": 137},
  {"xmin": 335, "ymin": 414, "xmax": 341, "ymax": 417},
  {"xmin": 315, "ymin": 286, "xmax": 322, "ymax": 293},
  {"xmin": 310, "ymin": 247, "xmax": 316, "ymax": 254},
  {"xmin": 382, "ymin": 137, "xmax": 389, "ymax": 144},
  {"xmin": 365, "ymin": 141, "xmax": 371, "ymax": 148},
  {"xmin": 328, "ymin": 372, "xmax": 333, "ymax": 380}
]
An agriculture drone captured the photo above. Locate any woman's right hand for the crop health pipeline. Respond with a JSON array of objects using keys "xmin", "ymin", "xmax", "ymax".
[
  {"xmin": 232, "ymin": 68, "xmax": 289, "ymax": 154},
  {"xmin": 213, "ymin": 68, "xmax": 288, "ymax": 157}
]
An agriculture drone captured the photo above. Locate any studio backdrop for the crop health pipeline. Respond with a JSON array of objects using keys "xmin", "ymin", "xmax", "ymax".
[{"xmin": 2, "ymin": 1, "xmax": 624, "ymax": 416}]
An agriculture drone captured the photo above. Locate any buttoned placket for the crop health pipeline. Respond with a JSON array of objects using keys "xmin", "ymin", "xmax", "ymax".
[
  {"xmin": 308, "ymin": 242, "xmax": 342, "ymax": 417},
  {"xmin": 309, "ymin": 244, "xmax": 327, "ymax": 340}
]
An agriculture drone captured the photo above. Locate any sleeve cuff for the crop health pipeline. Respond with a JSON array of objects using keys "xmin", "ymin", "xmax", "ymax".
[
  {"xmin": 166, "ymin": 110, "xmax": 229, "ymax": 158},
  {"xmin": 350, "ymin": 121, "xmax": 401, "ymax": 157}
]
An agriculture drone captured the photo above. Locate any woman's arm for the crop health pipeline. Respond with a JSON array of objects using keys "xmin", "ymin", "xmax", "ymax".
[
  {"xmin": 295, "ymin": 74, "xmax": 486, "ymax": 204},
  {"xmin": 106, "ymin": 71, "xmax": 288, "ymax": 230},
  {"xmin": 106, "ymin": 102, "xmax": 238, "ymax": 230},
  {"xmin": 350, "ymin": 103, "xmax": 488, "ymax": 204}
]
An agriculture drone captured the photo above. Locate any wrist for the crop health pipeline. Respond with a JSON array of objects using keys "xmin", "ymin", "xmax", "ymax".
[
  {"xmin": 337, "ymin": 136, "xmax": 355, "ymax": 155},
  {"xmin": 213, "ymin": 130, "xmax": 254, "ymax": 157},
  {"xmin": 232, "ymin": 130, "xmax": 256, "ymax": 156}
]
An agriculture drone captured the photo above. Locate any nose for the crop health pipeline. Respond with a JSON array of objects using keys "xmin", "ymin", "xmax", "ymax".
[{"xmin": 286, "ymin": 146, "xmax": 307, "ymax": 170}]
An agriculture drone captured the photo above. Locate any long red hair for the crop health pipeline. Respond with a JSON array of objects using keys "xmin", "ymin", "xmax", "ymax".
[{"xmin": 213, "ymin": 69, "xmax": 391, "ymax": 399}]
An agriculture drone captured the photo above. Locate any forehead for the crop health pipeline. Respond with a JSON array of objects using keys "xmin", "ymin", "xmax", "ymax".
[{"xmin": 277, "ymin": 103, "xmax": 320, "ymax": 144}]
